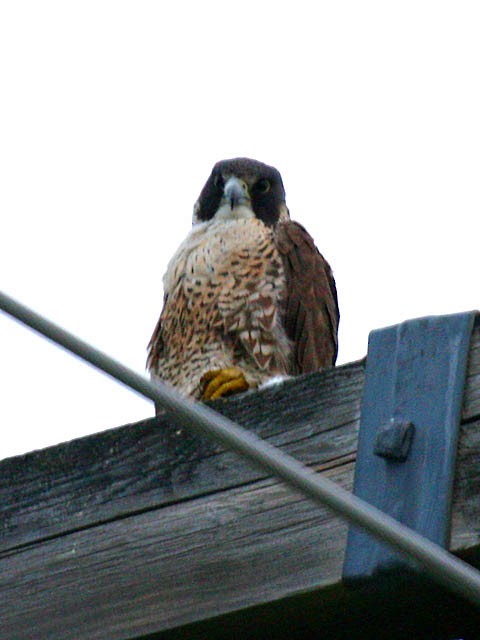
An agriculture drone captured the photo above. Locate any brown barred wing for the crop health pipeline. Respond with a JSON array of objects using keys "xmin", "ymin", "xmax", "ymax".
[
  {"xmin": 275, "ymin": 221, "xmax": 339, "ymax": 374},
  {"xmin": 146, "ymin": 299, "xmax": 166, "ymax": 373}
]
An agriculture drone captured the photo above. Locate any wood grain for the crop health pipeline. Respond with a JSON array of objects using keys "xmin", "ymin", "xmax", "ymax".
[
  {"xmin": 0, "ymin": 321, "xmax": 479, "ymax": 639},
  {"xmin": 0, "ymin": 361, "xmax": 364, "ymax": 553}
]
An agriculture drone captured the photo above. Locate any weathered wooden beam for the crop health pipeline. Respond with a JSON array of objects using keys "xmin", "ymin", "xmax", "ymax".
[
  {"xmin": 0, "ymin": 324, "xmax": 479, "ymax": 640},
  {"xmin": 0, "ymin": 361, "xmax": 364, "ymax": 553}
]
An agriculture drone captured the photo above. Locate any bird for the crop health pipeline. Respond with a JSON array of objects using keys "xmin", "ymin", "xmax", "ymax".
[{"xmin": 147, "ymin": 157, "xmax": 339, "ymax": 402}]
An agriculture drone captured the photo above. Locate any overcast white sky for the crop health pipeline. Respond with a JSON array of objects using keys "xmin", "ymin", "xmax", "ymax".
[{"xmin": 1, "ymin": 2, "xmax": 479, "ymax": 460}]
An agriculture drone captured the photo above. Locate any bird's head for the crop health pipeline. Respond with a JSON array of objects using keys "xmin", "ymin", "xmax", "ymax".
[{"xmin": 193, "ymin": 158, "xmax": 289, "ymax": 227}]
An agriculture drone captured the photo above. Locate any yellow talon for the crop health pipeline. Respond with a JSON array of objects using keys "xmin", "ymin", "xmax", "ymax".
[{"xmin": 201, "ymin": 367, "xmax": 249, "ymax": 401}]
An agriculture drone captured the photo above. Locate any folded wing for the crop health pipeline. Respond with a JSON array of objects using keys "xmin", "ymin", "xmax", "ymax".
[{"xmin": 275, "ymin": 221, "xmax": 339, "ymax": 373}]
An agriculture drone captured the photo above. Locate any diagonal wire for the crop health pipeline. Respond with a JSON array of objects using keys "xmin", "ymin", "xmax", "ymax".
[{"xmin": 1, "ymin": 289, "xmax": 480, "ymax": 606}]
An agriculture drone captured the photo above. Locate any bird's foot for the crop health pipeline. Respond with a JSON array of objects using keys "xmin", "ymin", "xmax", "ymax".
[{"xmin": 201, "ymin": 367, "xmax": 249, "ymax": 401}]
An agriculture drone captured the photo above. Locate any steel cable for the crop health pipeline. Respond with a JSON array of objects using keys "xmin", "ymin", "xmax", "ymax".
[{"xmin": 1, "ymin": 289, "xmax": 480, "ymax": 606}]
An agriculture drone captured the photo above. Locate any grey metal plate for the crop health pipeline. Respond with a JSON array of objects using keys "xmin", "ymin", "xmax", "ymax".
[{"xmin": 343, "ymin": 312, "xmax": 476, "ymax": 582}]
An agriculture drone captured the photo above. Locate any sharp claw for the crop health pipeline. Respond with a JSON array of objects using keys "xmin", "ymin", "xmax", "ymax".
[{"xmin": 201, "ymin": 367, "xmax": 249, "ymax": 400}]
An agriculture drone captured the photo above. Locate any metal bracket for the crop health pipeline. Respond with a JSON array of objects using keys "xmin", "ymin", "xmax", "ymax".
[{"xmin": 343, "ymin": 312, "xmax": 476, "ymax": 583}]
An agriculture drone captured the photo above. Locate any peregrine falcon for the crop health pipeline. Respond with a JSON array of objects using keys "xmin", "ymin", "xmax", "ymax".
[{"xmin": 147, "ymin": 158, "xmax": 339, "ymax": 401}]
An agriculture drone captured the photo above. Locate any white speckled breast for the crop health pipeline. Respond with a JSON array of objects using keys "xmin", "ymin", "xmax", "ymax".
[{"xmin": 151, "ymin": 216, "xmax": 291, "ymax": 398}]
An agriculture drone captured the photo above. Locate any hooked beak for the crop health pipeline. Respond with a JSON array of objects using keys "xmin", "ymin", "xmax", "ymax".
[{"xmin": 223, "ymin": 176, "xmax": 251, "ymax": 209}]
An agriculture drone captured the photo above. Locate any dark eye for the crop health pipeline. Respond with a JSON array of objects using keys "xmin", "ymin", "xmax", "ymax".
[
  {"xmin": 255, "ymin": 178, "xmax": 271, "ymax": 194},
  {"xmin": 213, "ymin": 173, "xmax": 224, "ymax": 190}
]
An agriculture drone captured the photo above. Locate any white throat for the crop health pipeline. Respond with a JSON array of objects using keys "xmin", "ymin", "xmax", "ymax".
[{"xmin": 214, "ymin": 203, "xmax": 256, "ymax": 221}]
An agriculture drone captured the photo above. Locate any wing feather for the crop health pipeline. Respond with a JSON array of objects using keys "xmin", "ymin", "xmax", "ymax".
[
  {"xmin": 146, "ymin": 296, "xmax": 166, "ymax": 372},
  {"xmin": 275, "ymin": 221, "xmax": 339, "ymax": 374}
]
